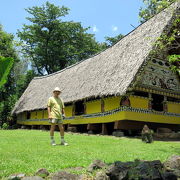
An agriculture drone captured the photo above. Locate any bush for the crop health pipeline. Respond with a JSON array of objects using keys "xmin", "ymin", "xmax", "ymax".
[{"xmin": 2, "ymin": 123, "xmax": 9, "ymax": 129}]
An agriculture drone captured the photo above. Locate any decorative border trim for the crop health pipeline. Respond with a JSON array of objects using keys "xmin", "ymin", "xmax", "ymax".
[
  {"xmin": 18, "ymin": 106, "xmax": 180, "ymax": 122},
  {"xmin": 135, "ymin": 86, "xmax": 180, "ymax": 98}
]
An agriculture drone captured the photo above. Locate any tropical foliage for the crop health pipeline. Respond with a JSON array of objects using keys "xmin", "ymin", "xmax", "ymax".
[{"xmin": 0, "ymin": 56, "xmax": 14, "ymax": 87}]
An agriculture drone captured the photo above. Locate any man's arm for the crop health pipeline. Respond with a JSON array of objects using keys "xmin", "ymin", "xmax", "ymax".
[
  {"xmin": 62, "ymin": 108, "xmax": 65, "ymax": 118},
  {"xmin": 47, "ymin": 106, "xmax": 52, "ymax": 119}
]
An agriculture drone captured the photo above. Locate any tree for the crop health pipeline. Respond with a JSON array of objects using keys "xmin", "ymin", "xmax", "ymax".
[
  {"xmin": 0, "ymin": 25, "xmax": 20, "ymax": 125},
  {"xmin": 104, "ymin": 34, "xmax": 124, "ymax": 47},
  {"xmin": 18, "ymin": 2, "xmax": 103, "ymax": 75},
  {"xmin": 139, "ymin": 0, "xmax": 176, "ymax": 23},
  {"xmin": 0, "ymin": 56, "xmax": 14, "ymax": 87},
  {"xmin": 139, "ymin": 0, "xmax": 179, "ymax": 75}
]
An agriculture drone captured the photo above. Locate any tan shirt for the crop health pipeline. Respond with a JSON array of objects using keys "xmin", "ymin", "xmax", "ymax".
[{"xmin": 47, "ymin": 96, "xmax": 64, "ymax": 119}]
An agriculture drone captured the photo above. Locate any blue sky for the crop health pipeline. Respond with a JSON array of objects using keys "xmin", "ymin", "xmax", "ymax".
[{"xmin": 0, "ymin": 0, "xmax": 144, "ymax": 42}]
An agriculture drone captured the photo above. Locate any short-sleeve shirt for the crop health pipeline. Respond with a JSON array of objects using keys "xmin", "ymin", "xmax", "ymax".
[{"xmin": 47, "ymin": 96, "xmax": 65, "ymax": 119}]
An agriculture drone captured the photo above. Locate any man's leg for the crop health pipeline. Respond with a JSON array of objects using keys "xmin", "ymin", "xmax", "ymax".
[
  {"xmin": 50, "ymin": 124, "xmax": 56, "ymax": 145},
  {"xmin": 58, "ymin": 123, "xmax": 68, "ymax": 145}
]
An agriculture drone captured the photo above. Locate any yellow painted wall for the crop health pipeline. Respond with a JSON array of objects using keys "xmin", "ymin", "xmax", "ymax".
[
  {"xmin": 65, "ymin": 105, "xmax": 73, "ymax": 117},
  {"xmin": 104, "ymin": 96, "xmax": 120, "ymax": 111},
  {"xmin": 17, "ymin": 114, "xmax": 22, "ymax": 121},
  {"xmin": 129, "ymin": 95, "xmax": 149, "ymax": 109},
  {"xmin": 86, "ymin": 100, "xmax": 101, "ymax": 114},
  {"xmin": 167, "ymin": 102, "xmax": 180, "ymax": 114},
  {"xmin": 30, "ymin": 111, "xmax": 37, "ymax": 119},
  {"xmin": 37, "ymin": 111, "xmax": 43, "ymax": 119},
  {"xmin": 22, "ymin": 112, "xmax": 27, "ymax": 120},
  {"xmin": 44, "ymin": 110, "xmax": 48, "ymax": 119},
  {"xmin": 17, "ymin": 110, "xmax": 180, "ymax": 125}
]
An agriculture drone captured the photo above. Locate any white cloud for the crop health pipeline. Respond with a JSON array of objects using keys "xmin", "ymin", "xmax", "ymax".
[
  {"xmin": 92, "ymin": 25, "xmax": 99, "ymax": 32},
  {"xmin": 112, "ymin": 25, "xmax": 118, "ymax": 32}
]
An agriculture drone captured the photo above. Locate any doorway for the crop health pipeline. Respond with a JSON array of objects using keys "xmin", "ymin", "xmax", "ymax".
[
  {"xmin": 75, "ymin": 100, "xmax": 85, "ymax": 115},
  {"xmin": 151, "ymin": 94, "xmax": 164, "ymax": 111}
]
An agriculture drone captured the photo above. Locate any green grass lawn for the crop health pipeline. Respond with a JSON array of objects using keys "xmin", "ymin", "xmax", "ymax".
[{"xmin": 0, "ymin": 130, "xmax": 180, "ymax": 178}]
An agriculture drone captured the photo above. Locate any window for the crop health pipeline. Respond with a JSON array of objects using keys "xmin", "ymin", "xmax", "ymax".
[
  {"xmin": 151, "ymin": 94, "xmax": 164, "ymax": 111},
  {"xmin": 120, "ymin": 96, "xmax": 131, "ymax": 107},
  {"xmin": 75, "ymin": 100, "xmax": 85, "ymax": 115},
  {"xmin": 27, "ymin": 112, "xmax": 31, "ymax": 119},
  {"xmin": 133, "ymin": 91, "xmax": 148, "ymax": 97}
]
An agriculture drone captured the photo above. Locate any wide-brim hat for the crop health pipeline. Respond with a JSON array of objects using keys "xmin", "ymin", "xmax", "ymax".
[{"xmin": 53, "ymin": 87, "xmax": 61, "ymax": 92}]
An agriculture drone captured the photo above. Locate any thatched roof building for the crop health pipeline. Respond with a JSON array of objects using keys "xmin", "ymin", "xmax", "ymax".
[{"xmin": 12, "ymin": 2, "xmax": 180, "ymax": 115}]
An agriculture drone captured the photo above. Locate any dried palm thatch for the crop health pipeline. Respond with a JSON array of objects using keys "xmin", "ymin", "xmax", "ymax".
[{"xmin": 12, "ymin": 2, "xmax": 179, "ymax": 114}]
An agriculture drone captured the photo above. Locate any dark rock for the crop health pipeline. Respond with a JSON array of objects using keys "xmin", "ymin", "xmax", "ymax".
[
  {"xmin": 112, "ymin": 131, "xmax": 124, "ymax": 137},
  {"xmin": 87, "ymin": 160, "xmax": 107, "ymax": 172},
  {"xmin": 106, "ymin": 160, "xmax": 164, "ymax": 180},
  {"xmin": 67, "ymin": 126, "xmax": 77, "ymax": 132},
  {"xmin": 173, "ymin": 169, "xmax": 180, "ymax": 177},
  {"xmin": 22, "ymin": 176, "xmax": 44, "ymax": 180},
  {"xmin": 106, "ymin": 161, "xmax": 132, "ymax": 180},
  {"xmin": 164, "ymin": 155, "xmax": 180, "ymax": 170},
  {"xmin": 8, "ymin": 173, "xmax": 26, "ymax": 180},
  {"xmin": 95, "ymin": 171, "xmax": 110, "ymax": 180},
  {"xmin": 129, "ymin": 161, "xmax": 162, "ymax": 180},
  {"xmin": 88, "ymin": 130, "xmax": 94, "ymax": 134},
  {"xmin": 157, "ymin": 128, "xmax": 172, "ymax": 133},
  {"xmin": 162, "ymin": 172, "xmax": 177, "ymax": 180},
  {"xmin": 21, "ymin": 125, "xmax": 26, "ymax": 129},
  {"xmin": 52, "ymin": 171, "xmax": 80, "ymax": 180},
  {"xmin": 35, "ymin": 168, "xmax": 49, "ymax": 178}
]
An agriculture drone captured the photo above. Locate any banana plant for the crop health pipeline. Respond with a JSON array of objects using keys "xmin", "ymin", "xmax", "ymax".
[{"xmin": 0, "ymin": 56, "xmax": 14, "ymax": 88}]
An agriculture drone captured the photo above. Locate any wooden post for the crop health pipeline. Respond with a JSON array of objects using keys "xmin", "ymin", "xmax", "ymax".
[
  {"xmin": 87, "ymin": 123, "xmax": 91, "ymax": 130},
  {"xmin": 102, "ymin": 123, "xmax": 108, "ymax": 135},
  {"xmin": 114, "ymin": 121, "xmax": 121, "ymax": 130},
  {"xmin": 84, "ymin": 99, "xmax": 87, "ymax": 114},
  {"xmin": 148, "ymin": 93, "xmax": 152, "ymax": 110},
  {"xmin": 101, "ymin": 97, "xmax": 105, "ymax": 112},
  {"xmin": 163, "ymin": 96, "xmax": 168, "ymax": 112},
  {"xmin": 72, "ymin": 102, "xmax": 75, "ymax": 116}
]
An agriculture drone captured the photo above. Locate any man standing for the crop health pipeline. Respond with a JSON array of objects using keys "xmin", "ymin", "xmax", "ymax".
[{"xmin": 47, "ymin": 87, "xmax": 68, "ymax": 146}]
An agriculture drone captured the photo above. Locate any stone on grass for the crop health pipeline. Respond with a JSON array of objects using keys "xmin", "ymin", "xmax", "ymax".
[
  {"xmin": 8, "ymin": 173, "xmax": 26, "ymax": 180},
  {"xmin": 106, "ymin": 159, "xmax": 177, "ymax": 180},
  {"xmin": 112, "ymin": 131, "xmax": 124, "ymax": 137},
  {"xmin": 67, "ymin": 126, "xmax": 77, "ymax": 132},
  {"xmin": 35, "ymin": 168, "xmax": 49, "ymax": 178},
  {"xmin": 87, "ymin": 160, "xmax": 107, "ymax": 172},
  {"xmin": 128, "ymin": 160, "xmax": 163, "ymax": 180},
  {"xmin": 162, "ymin": 172, "xmax": 177, "ymax": 180},
  {"xmin": 106, "ymin": 161, "xmax": 131, "ymax": 180},
  {"xmin": 164, "ymin": 155, "xmax": 180, "ymax": 170},
  {"xmin": 52, "ymin": 171, "xmax": 80, "ymax": 180},
  {"xmin": 22, "ymin": 176, "xmax": 44, "ymax": 180},
  {"xmin": 95, "ymin": 171, "xmax": 110, "ymax": 180}
]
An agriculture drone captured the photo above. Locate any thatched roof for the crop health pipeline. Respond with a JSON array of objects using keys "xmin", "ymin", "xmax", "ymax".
[{"xmin": 12, "ymin": 2, "xmax": 180, "ymax": 114}]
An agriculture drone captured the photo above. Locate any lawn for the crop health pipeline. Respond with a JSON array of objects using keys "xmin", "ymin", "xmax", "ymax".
[{"xmin": 0, "ymin": 130, "xmax": 180, "ymax": 178}]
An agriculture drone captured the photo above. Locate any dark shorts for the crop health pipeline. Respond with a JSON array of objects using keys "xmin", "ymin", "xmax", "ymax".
[{"xmin": 49, "ymin": 118, "xmax": 63, "ymax": 124}]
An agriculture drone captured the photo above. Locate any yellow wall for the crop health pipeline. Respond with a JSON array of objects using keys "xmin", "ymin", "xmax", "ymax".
[
  {"xmin": 30, "ymin": 111, "xmax": 37, "ymax": 119},
  {"xmin": 17, "ymin": 110, "xmax": 180, "ymax": 125},
  {"xmin": 167, "ymin": 102, "xmax": 180, "ymax": 114},
  {"xmin": 86, "ymin": 100, "xmax": 101, "ymax": 114},
  {"xmin": 65, "ymin": 105, "xmax": 73, "ymax": 117},
  {"xmin": 22, "ymin": 112, "xmax": 27, "ymax": 120},
  {"xmin": 129, "ymin": 95, "xmax": 149, "ymax": 109},
  {"xmin": 37, "ymin": 111, "xmax": 43, "ymax": 119},
  {"xmin": 17, "ymin": 113, "xmax": 22, "ymax": 120},
  {"xmin": 104, "ymin": 96, "xmax": 120, "ymax": 111},
  {"xmin": 44, "ymin": 110, "xmax": 48, "ymax": 119}
]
